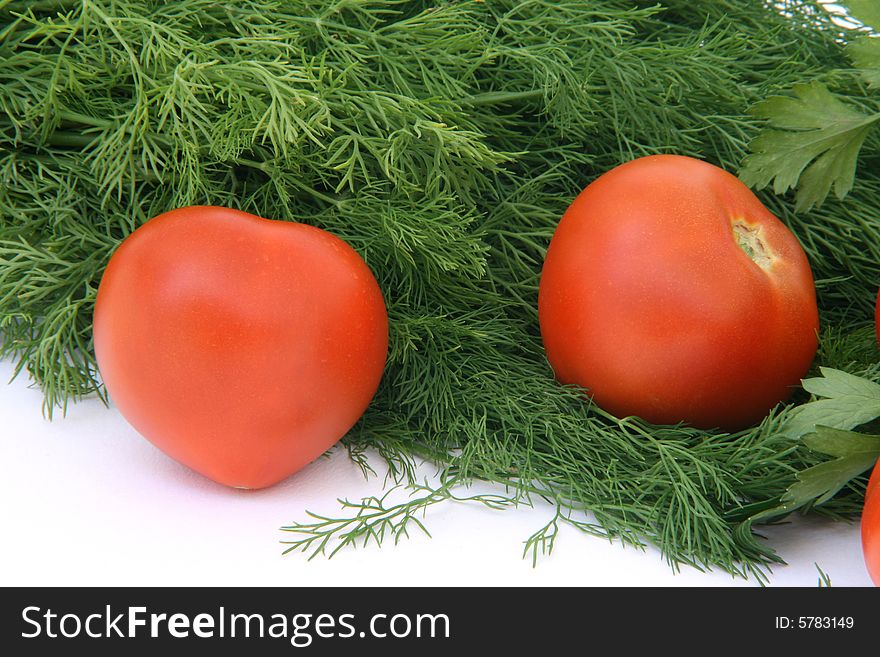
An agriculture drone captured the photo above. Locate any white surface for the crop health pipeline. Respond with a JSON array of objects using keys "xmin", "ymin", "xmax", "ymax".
[{"xmin": 0, "ymin": 358, "xmax": 872, "ymax": 587}]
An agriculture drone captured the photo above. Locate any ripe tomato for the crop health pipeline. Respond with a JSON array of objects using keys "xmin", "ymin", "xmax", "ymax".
[
  {"xmin": 875, "ymin": 288, "xmax": 880, "ymax": 343},
  {"xmin": 538, "ymin": 155, "xmax": 818, "ymax": 430},
  {"xmin": 94, "ymin": 206, "xmax": 388, "ymax": 489},
  {"xmin": 864, "ymin": 460, "xmax": 880, "ymax": 586}
]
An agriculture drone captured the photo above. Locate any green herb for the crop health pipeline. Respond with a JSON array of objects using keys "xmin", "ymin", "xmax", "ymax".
[
  {"xmin": 2, "ymin": 1, "xmax": 878, "ymax": 581},
  {"xmin": 739, "ymin": 0, "xmax": 880, "ymax": 210},
  {"xmin": 847, "ymin": 1, "xmax": 880, "ymax": 34},
  {"xmin": 847, "ymin": 0, "xmax": 880, "ymax": 88},
  {"xmin": 779, "ymin": 367, "xmax": 880, "ymax": 514},
  {"xmin": 738, "ymin": 82, "xmax": 880, "ymax": 211},
  {"xmin": 728, "ymin": 367, "xmax": 880, "ymax": 524},
  {"xmin": 281, "ymin": 477, "xmax": 516, "ymax": 560},
  {"xmin": 781, "ymin": 367, "xmax": 880, "ymax": 440},
  {"xmin": 816, "ymin": 563, "xmax": 832, "ymax": 587},
  {"xmin": 783, "ymin": 428, "xmax": 879, "ymax": 507}
]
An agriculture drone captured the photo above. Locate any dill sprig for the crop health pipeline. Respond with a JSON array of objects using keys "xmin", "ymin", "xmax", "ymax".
[{"xmin": 2, "ymin": 1, "xmax": 878, "ymax": 578}]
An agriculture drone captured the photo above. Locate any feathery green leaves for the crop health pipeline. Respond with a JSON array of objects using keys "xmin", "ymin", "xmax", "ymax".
[{"xmin": 2, "ymin": 0, "xmax": 879, "ymax": 579}]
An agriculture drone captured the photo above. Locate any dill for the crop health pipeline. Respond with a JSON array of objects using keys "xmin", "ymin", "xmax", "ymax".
[{"xmin": 2, "ymin": 1, "xmax": 878, "ymax": 579}]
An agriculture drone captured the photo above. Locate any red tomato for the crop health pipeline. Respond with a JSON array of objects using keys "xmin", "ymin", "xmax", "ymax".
[
  {"xmin": 864, "ymin": 460, "xmax": 880, "ymax": 586},
  {"xmin": 538, "ymin": 155, "xmax": 819, "ymax": 430},
  {"xmin": 875, "ymin": 288, "xmax": 880, "ymax": 343},
  {"xmin": 94, "ymin": 206, "xmax": 388, "ymax": 489}
]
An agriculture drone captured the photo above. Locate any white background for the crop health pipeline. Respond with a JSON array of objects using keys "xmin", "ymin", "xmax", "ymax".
[{"xmin": 0, "ymin": 358, "xmax": 872, "ymax": 587}]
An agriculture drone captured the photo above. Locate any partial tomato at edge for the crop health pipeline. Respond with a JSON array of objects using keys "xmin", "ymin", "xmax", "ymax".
[
  {"xmin": 93, "ymin": 206, "xmax": 388, "ymax": 489},
  {"xmin": 538, "ymin": 155, "xmax": 819, "ymax": 430},
  {"xmin": 864, "ymin": 460, "xmax": 880, "ymax": 586},
  {"xmin": 875, "ymin": 287, "xmax": 879, "ymax": 344},
  {"xmin": 861, "ymin": 290, "xmax": 879, "ymax": 585}
]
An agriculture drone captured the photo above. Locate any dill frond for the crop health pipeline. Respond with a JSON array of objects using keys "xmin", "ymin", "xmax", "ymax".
[{"xmin": 2, "ymin": 0, "xmax": 878, "ymax": 577}]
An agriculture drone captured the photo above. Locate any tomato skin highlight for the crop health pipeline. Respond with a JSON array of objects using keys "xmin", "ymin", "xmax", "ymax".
[
  {"xmin": 864, "ymin": 461, "xmax": 880, "ymax": 586},
  {"xmin": 538, "ymin": 155, "xmax": 819, "ymax": 430},
  {"xmin": 94, "ymin": 206, "xmax": 388, "ymax": 489}
]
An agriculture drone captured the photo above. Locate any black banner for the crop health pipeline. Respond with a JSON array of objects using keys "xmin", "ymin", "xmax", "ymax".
[{"xmin": 0, "ymin": 587, "xmax": 876, "ymax": 654}]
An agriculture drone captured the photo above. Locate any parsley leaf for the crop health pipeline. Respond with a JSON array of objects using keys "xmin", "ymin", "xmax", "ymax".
[
  {"xmin": 781, "ymin": 367, "xmax": 880, "ymax": 439},
  {"xmin": 847, "ymin": 0, "xmax": 880, "ymax": 88},
  {"xmin": 738, "ymin": 81, "xmax": 880, "ymax": 211},
  {"xmin": 848, "ymin": 38, "xmax": 880, "ymax": 87},
  {"xmin": 847, "ymin": 0, "xmax": 880, "ymax": 31},
  {"xmin": 782, "ymin": 427, "xmax": 880, "ymax": 508},
  {"xmin": 739, "ymin": 368, "xmax": 880, "ymax": 522}
]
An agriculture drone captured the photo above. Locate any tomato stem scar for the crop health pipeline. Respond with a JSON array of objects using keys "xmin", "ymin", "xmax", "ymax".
[{"xmin": 732, "ymin": 220, "xmax": 774, "ymax": 270}]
